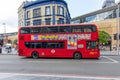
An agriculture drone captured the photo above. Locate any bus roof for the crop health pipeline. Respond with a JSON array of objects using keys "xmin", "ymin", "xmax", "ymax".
[{"xmin": 19, "ymin": 23, "xmax": 97, "ymax": 29}]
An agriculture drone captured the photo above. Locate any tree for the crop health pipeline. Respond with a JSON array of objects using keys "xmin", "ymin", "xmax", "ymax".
[
  {"xmin": 98, "ymin": 31, "xmax": 111, "ymax": 45},
  {"xmin": 13, "ymin": 39, "xmax": 18, "ymax": 45}
]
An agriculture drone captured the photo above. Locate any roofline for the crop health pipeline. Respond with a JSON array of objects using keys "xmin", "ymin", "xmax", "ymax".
[
  {"xmin": 24, "ymin": 0, "xmax": 67, "ymax": 8},
  {"xmin": 71, "ymin": 3, "xmax": 118, "ymax": 21}
]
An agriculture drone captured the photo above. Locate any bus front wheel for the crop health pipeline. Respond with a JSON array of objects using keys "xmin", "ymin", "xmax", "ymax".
[
  {"xmin": 73, "ymin": 52, "xmax": 82, "ymax": 59},
  {"xmin": 32, "ymin": 51, "xmax": 39, "ymax": 59}
]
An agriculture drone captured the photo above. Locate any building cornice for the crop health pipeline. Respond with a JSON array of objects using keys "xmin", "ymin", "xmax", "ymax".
[{"xmin": 24, "ymin": 0, "xmax": 67, "ymax": 8}]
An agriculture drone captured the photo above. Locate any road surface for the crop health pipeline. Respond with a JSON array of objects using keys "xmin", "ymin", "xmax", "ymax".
[{"xmin": 0, "ymin": 55, "xmax": 120, "ymax": 80}]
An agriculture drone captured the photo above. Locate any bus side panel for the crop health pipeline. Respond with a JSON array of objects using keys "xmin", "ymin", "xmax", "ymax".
[
  {"xmin": 77, "ymin": 40, "xmax": 86, "ymax": 58},
  {"xmin": 77, "ymin": 40, "xmax": 100, "ymax": 59},
  {"xmin": 81, "ymin": 41, "xmax": 100, "ymax": 59},
  {"xmin": 18, "ymin": 34, "xmax": 31, "ymax": 57},
  {"xmin": 84, "ymin": 49, "xmax": 100, "ymax": 58},
  {"xmin": 41, "ymin": 49, "xmax": 68, "ymax": 58}
]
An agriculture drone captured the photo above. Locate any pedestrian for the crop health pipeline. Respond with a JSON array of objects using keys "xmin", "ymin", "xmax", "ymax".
[
  {"xmin": 113, "ymin": 45, "xmax": 116, "ymax": 50},
  {"xmin": 110, "ymin": 45, "xmax": 112, "ymax": 51}
]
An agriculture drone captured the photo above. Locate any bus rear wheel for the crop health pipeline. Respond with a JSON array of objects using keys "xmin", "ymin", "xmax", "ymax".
[
  {"xmin": 32, "ymin": 51, "xmax": 39, "ymax": 59},
  {"xmin": 73, "ymin": 52, "xmax": 82, "ymax": 59}
]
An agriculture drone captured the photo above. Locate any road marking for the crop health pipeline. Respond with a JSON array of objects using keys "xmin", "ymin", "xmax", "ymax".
[
  {"xmin": 0, "ymin": 72, "xmax": 119, "ymax": 80},
  {"xmin": 27, "ymin": 56, "xmax": 118, "ymax": 64},
  {"xmin": 28, "ymin": 60, "xmax": 63, "ymax": 63},
  {"xmin": 0, "ymin": 56, "xmax": 118, "ymax": 64},
  {"xmin": 103, "ymin": 56, "xmax": 119, "ymax": 63}
]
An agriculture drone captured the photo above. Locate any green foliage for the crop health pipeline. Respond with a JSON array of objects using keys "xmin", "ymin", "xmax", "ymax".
[
  {"xmin": 98, "ymin": 31, "xmax": 110, "ymax": 44},
  {"xmin": 13, "ymin": 39, "xmax": 18, "ymax": 45}
]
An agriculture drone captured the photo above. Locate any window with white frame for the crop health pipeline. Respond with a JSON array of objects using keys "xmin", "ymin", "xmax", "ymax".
[
  {"xmin": 33, "ymin": 8, "xmax": 41, "ymax": 17},
  {"xmin": 58, "ymin": 6, "xmax": 64, "ymax": 16},
  {"xmin": 45, "ymin": 18, "xmax": 51, "ymax": 25},
  {"xmin": 57, "ymin": 18, "xmax": 64, "ymax": 24},
  {"xmin": 26, "ymin": 11, "xmax": 30, "ymax": 19},
  {"xmin": 26, "ymin": 21, "xmax": 30, "ymax": 26},
  {"xmin": 45, "ymin": 6, "xmax": 51, "ymax": 15},
  {"xmin": 33, "ymin": 19, "xmax": 41, "ymax": 25}
]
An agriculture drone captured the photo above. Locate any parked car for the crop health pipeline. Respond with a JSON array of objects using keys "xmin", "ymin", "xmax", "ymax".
[{"xmin": 5, "ymin": 43, "xmax": 12, "ymax": 53}]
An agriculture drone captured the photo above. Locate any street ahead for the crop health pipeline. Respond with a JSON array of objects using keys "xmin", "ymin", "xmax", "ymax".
[{"xmin": 0, "ymin": 54, "xmax": 120, "ymax": 80}]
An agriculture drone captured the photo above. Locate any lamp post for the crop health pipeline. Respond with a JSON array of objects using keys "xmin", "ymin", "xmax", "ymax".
[
  {"xmin": 2, "ymin": 23, "xmax": 7, "ymax": 46},
  {"xmin": 2, "ymin": 23, "xmax": 6, "ymax": 37},
  {"xmin": 117, "ymin": 3, "xmax": 120, "ymax": 55}
]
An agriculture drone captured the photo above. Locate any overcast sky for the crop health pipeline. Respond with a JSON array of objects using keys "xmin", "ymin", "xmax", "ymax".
[{"xmin": 0, "ymin": 0, "xmax": 119, "ymax": 33}]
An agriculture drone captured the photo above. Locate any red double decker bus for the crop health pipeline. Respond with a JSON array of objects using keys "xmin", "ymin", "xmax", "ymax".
[{"xmin": 18, "ymin": 24, "xmax": 100, "ymax": 59}]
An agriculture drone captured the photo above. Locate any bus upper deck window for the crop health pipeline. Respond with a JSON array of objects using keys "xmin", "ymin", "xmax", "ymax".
[
  {"xmin": 20, "ymin": 28, "xmax": 30, "ymax": 34},
  {"xmin": 83, "ymin": 25, "xmax": 96, "ymax": 32}
]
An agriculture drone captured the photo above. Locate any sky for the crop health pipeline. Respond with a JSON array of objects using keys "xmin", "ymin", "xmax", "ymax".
[{"xmin": 0, "ymin": 0, "xmax": 119, "ymax": 33}]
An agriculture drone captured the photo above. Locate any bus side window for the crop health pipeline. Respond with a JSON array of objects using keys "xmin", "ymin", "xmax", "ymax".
[
  {"xmin": 20, "ymin": 28, "xmax": 30, "ymax": 34},
  {"xmin": 91, "ymin": 26, "xmax": 96, "ymax": 32},
  {"xmin": 83, "ymin": 25, "xmax": 96, "ymax": 32},
  {"xmin": 25, "ymin": 42, "xmax": 31, "ymax": 48},
  {"xmin": 87, "ymin": 41, "xmax": 97, "ymax": 49},
  {"xmin": 41, "ymin": 27, "xmax": 47, "ymax": 33},
  {"xmin": 36, "ymin": 43, "xmax": 42, "ymax": 48},
  {"xmin": 31, "ymin": 27, "xmax": 41, "ymax": 34},
  {"xmin": 42, "ymin": 42, "xmax": 47, "ymax": 48},
  {"xmin": 46, "ymin": 27, "xmax": 58, "ymax": 33},
  {"xmin": 59, "ymin": 26, "xmax": 71, "ymax": 32},
  {"xmin": 84, "ymin": 28, "xmax": 92, "ymax": 32},
  {"xmin": 72, "ymin": 26, "xmax": 82, "ymax": 32}
]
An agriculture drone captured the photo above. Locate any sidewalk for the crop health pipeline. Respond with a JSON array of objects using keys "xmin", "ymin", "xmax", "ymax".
[
  {"xmin": 1, "ymin": 47, "xmax": 17, "ymax": 54},
  {"xmin": 100, "ymin": 50, "xmax": 119, "ymax": 56},
  {"xmin": 0, "ymin": 47, "xmax": 119, "ymax": 56}
]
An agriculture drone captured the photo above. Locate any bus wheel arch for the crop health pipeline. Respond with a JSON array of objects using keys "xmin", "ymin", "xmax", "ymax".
[
  {"xmin": 31, "ymin": 51, "xmax": 39, "ymax": 59},
  {"xmin": 73, "ymin": 52, "xmax": 82, "ymax": 59}
]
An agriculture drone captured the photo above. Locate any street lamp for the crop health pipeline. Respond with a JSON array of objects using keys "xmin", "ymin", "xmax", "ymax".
[
  {"xmin": 117, "ymin": 2, "xmax": 120, "ymax": 55},
  {"xmin": 2, "ymin": 23, "xmax": 6, "ymax": 37}
]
